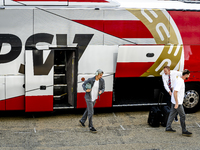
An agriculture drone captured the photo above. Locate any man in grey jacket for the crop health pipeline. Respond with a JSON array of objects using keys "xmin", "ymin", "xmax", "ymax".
[{"xmin": 79, "ymin": 69, "xmax": 105, "ymax": 132}]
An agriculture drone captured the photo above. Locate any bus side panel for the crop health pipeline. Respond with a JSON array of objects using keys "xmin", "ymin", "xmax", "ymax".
[
  {"xmin": 76, "ymin": 92, "xmax": 113, "ymax": 108},
  {"xmin": 169, "ymin": 11, "xmax": 200, "ymax": 45},
  {"xmin": 25, "ymin": 50, "xmax": 54, "ymax": 112},
  {"xmin": 25, "ymin": 96, "xmax": 53, "ymax": 112},
  {"xmin": 6, "ymin": 76, "xmax": 25, "ymax": 110},
  {"xmin": 0, "ymin": 76, "xmax": 5, "ymax": 111},
  {"xmin": 0, "ymin": 101, "xmax": 6, "ymax": 111},
  {"xmin": 6, "ymin": 96, "xmax": 25, "ymax": 110}
]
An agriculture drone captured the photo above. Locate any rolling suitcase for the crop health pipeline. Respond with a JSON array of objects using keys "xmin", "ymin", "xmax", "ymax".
[
  {"xmin": 148, "ymin": 106, "xmax": 161, "ymax": 127},
  {"xmin": 148, "ymin": 92, "xmax": 163, "ymax": 127},
  {"xmin": 160, "ymin": 105, "xmax": 171, "ymax": 127}
]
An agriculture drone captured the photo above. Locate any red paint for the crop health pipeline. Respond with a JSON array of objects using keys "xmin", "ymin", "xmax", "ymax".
[
  {"xmin": 14, "ymin": 0, "xmax": 108, "ymax": 2},
  {"xmin": 73, "ymin": 20, "xmax": 153, "ymax": 38},
  {"xmin": 184, "ymin": 45, "xmax": 200, "ymax": 80},
  {"xmin": 115, "ymin": 62, "xmax": 154, "ymax": 78},
  {"xmin": 169, "ymin": 11, "xmax": 200, "ymax": 45},
  {"xmin": 186, "ymin": 72, "xmax": 200, "ymax": 82},
  {"xmin": 25, "ymin": 95, "xmax": 53, "ymax": 112},
  {"xmin": 184, "ymin": 45, "xmax": 200, "ymax": 72},
  {"xmin": 69, "ymin": 0, "xmax": 108, "ymax": 2},
  {"xmin": 76, "ymin": 91, "xmax": 113, "ymax": 108},
  {"xmin": 6, "ymin": 95, "xmax": 25, "ymax": 110},
  {"xmin": 0, "ymin": 100, "xmax": 6, "ymax": 111}
]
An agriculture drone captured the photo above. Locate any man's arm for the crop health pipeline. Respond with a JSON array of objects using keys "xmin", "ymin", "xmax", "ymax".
[
  {"xmin": 162, "ymin": 75, "xmax": 171, "ymax": 95},
  {"xmin": 82, "ymin": 78, "xmax": 92, "ymax": 92},
  {"xmin": 99, "ymin": 79, "xmax": 105, "ymax": 95},
  {"xmin": 174, "ymin": 90, "xmax": 179, "ymax": 109}
]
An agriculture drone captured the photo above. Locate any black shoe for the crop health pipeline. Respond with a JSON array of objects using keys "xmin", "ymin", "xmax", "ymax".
[
  {"xmin": 90, "ymin": 127, "xmax": 97, "ymax": 133},
  {"xmin": 182, "ymin": 131, "xmax": 192, "ymax": 136},
  {"xmin": 174, "ymin": 116, "xmax": 178, "ymax": 122},
  {"xmin": 79, "ymin": 120, "xmax": 85, "ymax": 127},
  {"xmin": 166, "ymin": 128, "xmax": 176, "ymax": 132}
]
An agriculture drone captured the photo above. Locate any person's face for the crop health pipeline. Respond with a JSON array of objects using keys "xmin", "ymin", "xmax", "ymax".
[
  {"xmin": 185, "ymin": 73, "xmax": 190, "ymax": 80},
  {"xmin": 164, "ymin": 68, "xmax": 170, "ymax": 75},
  {"xmin": 96, "ymin": 73, "xmax": 103, "ymax": 80}
]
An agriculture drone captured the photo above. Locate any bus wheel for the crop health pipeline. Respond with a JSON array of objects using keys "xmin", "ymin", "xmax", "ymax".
[{"xmin": 183, "ymin": 85, "xmax": 200, "ymax": 113}]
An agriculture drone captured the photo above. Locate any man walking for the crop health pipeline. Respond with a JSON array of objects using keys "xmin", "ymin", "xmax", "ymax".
[
  {"xmin": 162, "ymin": 66, "xmax": 182, "ymax": 122},
  {"xmin": 79, "ymin": 69, "xmax": 105, "ymax": 133},
  {"xmin": 165, "ymin": 69, "xmax": 192, "ymax": 136}
]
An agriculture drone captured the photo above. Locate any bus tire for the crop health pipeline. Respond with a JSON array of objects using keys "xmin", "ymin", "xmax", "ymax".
[{"xmin": 183, "ymin": 84, "xmax": 200, "ymax": 113}]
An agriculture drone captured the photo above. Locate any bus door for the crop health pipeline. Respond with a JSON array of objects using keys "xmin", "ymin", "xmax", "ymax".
[
  {"xmin": 25, "ymin": 49, "xmax": 54, "ymax": 112},
  {"xmin": 53, "ymin": 47, "xmax": 78, "ymax": 109},
  {"xmin": 25, "ymin": 47, "xmax": 78, "ymax": 112}
]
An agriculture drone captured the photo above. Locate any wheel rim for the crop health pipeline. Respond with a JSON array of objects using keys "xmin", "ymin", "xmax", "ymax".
[{"xmin": 183, "ymin": 90, "xmax": 199, "ymax": 108}]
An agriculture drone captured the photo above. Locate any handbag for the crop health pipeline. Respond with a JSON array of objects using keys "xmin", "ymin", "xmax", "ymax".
[{"xmin": 85, "ymin": 83, "xmax": 91, "ymax": 89}]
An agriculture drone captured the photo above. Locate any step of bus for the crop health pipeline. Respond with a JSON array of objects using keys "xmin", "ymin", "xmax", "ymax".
[
  {"xmin": 54, "ymin": 86, "xmax": 67, "ymax": 95},
  {"xmin": 113, "ymin": 103, "xmax": 167, "ymax": 107},
  {"xmin": 54, "ymin": 76, "xmax": 67, "ymax": 84},
  {"xmin": 53, "ymin": 104, "xmax": 74, "ymax": 109},
  {"xmin": 53, "ymin": 93, "xmax": 67, "ymax": 101},
  {"xmin": 54, "ymin": 65, "xmax": 66, "ymax": 74}
]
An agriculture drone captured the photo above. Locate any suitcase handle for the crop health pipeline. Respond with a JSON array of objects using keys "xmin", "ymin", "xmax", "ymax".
[{"xmin": 158, "ymin": 92, "xmax": 164, "ymax": 108}]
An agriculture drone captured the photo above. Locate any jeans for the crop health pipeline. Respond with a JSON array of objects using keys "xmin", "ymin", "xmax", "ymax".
[
  {"xmin": 166, "ymin": 104, "xmax": 187, "ymax": 132},
  {"xmin": 80, "ymin": 100, "xmax": 96, "ymax": 128}
]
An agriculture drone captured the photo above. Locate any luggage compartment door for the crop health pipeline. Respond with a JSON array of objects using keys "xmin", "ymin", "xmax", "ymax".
[
  {"xmin": 25, "ymin": 50, "xmax": 54, "ymax": 112},
  {"xmin": 115, "ymin": 45, "xmax": 184, "ymax": 78}
]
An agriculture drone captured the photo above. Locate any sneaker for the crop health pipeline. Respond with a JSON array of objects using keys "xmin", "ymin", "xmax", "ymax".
[
  {"xmin": 90, "ymin": 127, "xmax": 97, "ymax": 133},
  {"xmin": 174, "ymin": 116, "xmax": 178, "ymax": 122},
  {"xmin": 182, "ymin": 131, "xmax": 192, "ymax": 136},
  {"xmin": 79, "ymin": 120, "xmax": 85, "ymax": 127},
  {"xmin": 165, "ymin": 128, "xmax": 176, "ymax": 132}
]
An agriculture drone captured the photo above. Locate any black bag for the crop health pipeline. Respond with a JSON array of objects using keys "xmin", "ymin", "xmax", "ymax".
[
  {"xmin": 160, "ymin": 105, "xmax": 171, "ymax": 127},
  {"xmin": 148, "ymin": 92, "xmax": 163, "ymax": 127},
  {"xmin": 148, "ymin": 106, "xmax": 161, "ymax": 127}
]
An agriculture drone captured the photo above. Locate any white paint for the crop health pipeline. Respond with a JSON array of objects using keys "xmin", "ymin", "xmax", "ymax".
[
  {"xmin": 5, "ymin": 75, "xmax": 24, "ymax": 99},
  {"xmin": 196, "ymin": 122, "xmax": 200, "ymax": 128},
  {"xmin": 34, "ymin": 128, "xmax": 37, "ymax": 133},
  {"xmin": 120, "ymin": 125, "xmax": 125, "ymax": 130},
  {"xmin": 141, "ymin": 9, "xmax": 153, "ymax": 23},
  {"xmin": 117, "ymin": 45, "xmax": 163, "ymax": 63},
  {"xmin": 156, "ymin": 23, "xmax": 170, "ymax": 41}
]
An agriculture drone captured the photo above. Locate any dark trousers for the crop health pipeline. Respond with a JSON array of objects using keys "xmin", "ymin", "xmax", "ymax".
[
  {"xmin": 164, "ymin": 90, "xmax": 172, "ymax": 107},
  {"xmin": 164, "ymin": 90, "xmax": 178, "ymax": 118},
  {"xmin": 166, "ymin": 104, "xmax": 187, "ymax": 133},
  {"xmin": 80, "ymin": 100, "xmax": 96, "ymax": 128}
]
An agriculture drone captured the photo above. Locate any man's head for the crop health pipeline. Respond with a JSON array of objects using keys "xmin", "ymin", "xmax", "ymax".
[
  {"xmin": 95, "ymin": 69, "xmax": 104, "ymax": 80},
  {"xmin": 163, "ymin": 66, "xmax": 170, "ymax": 75},
  {"xmin": 182, "ymin": 69, "xmax": 190, "ymax": 80}
]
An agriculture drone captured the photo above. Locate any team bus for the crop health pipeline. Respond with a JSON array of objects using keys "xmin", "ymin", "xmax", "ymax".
[{"xmin": 0, "ymin": 0, "xmax": 200, "ymax": 113}]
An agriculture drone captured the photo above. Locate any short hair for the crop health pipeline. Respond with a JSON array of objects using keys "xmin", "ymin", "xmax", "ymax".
[
  {"xmin": 164, "ymin": 66, "xmax": 170, "ymax": 70},
  {"xmin": 182, "ymin": 69, "xmax": 190, "ymax": 76},
  {"xmin": 96, "ymin": 69, "xmax": 104, "ymax": 75}
]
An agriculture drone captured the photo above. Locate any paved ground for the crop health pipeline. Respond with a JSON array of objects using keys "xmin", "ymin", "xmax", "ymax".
[{"xmin": 0, "ymin": 107, "xmax": 200, "ymax": 150}]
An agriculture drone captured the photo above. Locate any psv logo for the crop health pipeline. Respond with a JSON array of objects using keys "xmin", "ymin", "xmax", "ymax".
[{"xmin": 0, "ymin": 33, "xmax": 93, "ymax": 75}]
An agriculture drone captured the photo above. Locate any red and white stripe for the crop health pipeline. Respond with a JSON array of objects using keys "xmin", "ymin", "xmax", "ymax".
[
  {"xmin": 6, "ymin": 0, "xmax": 119, "ymax": 7},
  {"xmin": 115, "ymin": 45, "xmax": 164, "ymax": 78}
]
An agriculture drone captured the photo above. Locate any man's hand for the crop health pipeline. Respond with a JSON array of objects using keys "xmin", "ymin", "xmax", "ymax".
[
  {"xmin": 86, "ymin": 89, "xmax": 91, "ymax": 92},
  {"xmin": 99, "ymin": 90, "xmax": 102, "ymax": 95},
  {"xmin": 169, "ymin": 91, "xmax": 172, "ymax": 96},
  {"xmin": 174, "ymin": 103, "xmax": 178, "ymax": 109}
]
